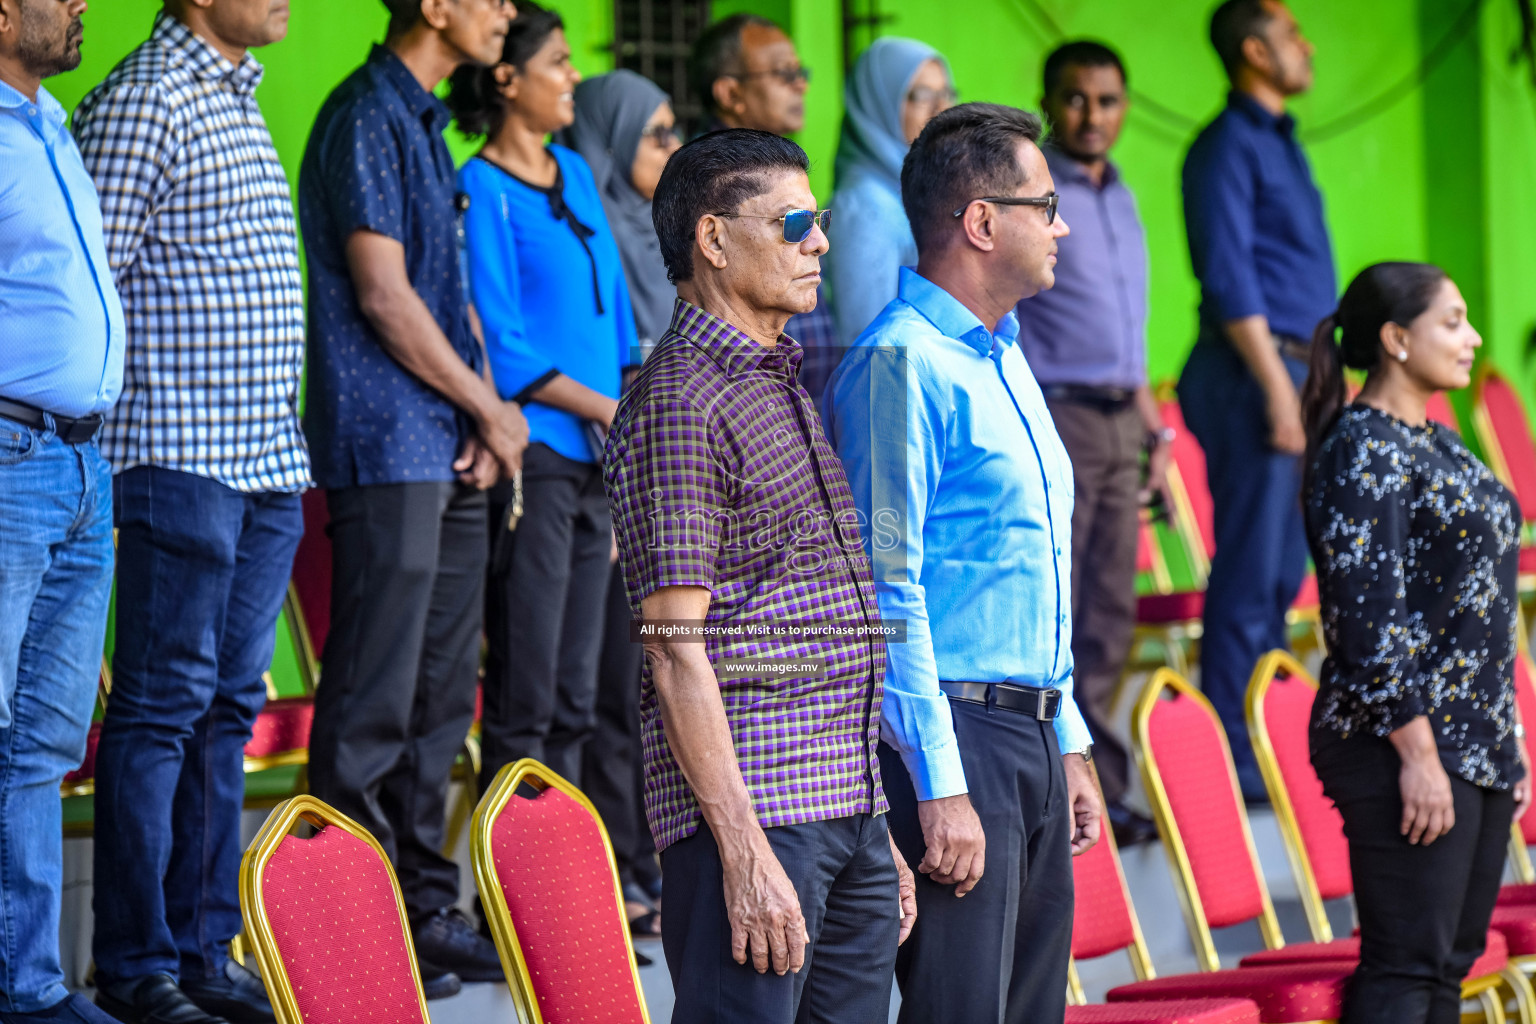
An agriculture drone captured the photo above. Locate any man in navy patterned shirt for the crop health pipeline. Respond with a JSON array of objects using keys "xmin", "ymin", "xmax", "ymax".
[
  {"xmin": 299, "ymin": 0, "xmax": 525, "ymax": 1000},
  {"xmin": 75, "ymin": 2, "xmax": 311, "ymax": 1020}
]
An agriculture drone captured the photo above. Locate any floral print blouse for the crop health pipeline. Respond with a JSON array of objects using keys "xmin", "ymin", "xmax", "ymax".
[{"xmin": 1305, "ymin": 405, "xmax": 1524, "ymax": 789}]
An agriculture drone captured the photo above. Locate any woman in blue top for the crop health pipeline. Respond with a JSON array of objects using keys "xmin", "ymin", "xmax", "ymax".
[
  {"xmin": 447, "ymin": 1, "xmax": 637, "ymax": 799},
  {"xmin": 826, "ymin": 38, "xmax": 954, "ymax": 350}
]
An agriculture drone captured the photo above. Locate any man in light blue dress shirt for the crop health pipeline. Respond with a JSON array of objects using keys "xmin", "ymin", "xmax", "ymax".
[
  {"xmin": 0, "ymin": 1, "xmax": 125, "ymax": 1021},
  {"xmin": 827, "ymin": 103, "xmax": 1100, "ymax": 1024}
]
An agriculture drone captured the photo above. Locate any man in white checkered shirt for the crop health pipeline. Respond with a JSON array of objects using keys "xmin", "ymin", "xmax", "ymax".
[{"xmin": 73, "ymin": 3, "xmax": 308, "ymax": 1023}]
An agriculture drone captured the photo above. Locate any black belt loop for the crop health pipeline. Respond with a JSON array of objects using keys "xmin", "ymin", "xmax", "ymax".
[
  {"xmin": 0, "ymin": 397, "xmax": 103, "ymax": 445},
  {"xmin": 939, "ymin": 681, "xmax": 1062, "ymax": 720}
]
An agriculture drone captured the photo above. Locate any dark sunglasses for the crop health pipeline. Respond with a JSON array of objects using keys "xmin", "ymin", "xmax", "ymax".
[
  {"xmin": 714, "ymin": 208, "xmax": 831, "ymax": 243},
  {"xmin": 639, "ymin": 123, "xmax": 678, "ymax": 146},
  {"xmin": 952, "ymin": 191, "xmax": 1059, "ymax": 224},
  {"xmin": 731, "ymin": 66, "xmax": 812, "ymax": 87}
]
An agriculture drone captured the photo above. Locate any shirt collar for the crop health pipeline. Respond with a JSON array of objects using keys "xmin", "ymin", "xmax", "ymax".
[
  {"xmin": 1227, "ymin": 89, "xmax": 1296, "ymax": 137},
  {"xmin": 0, "ymin": 78, "xmax": 62, "ymax": 119},
  {"xmin": 896, "ymin": 267, "xmax": 1019, "ymax": 358},
  {"xmin": 368, "ymin": 44, "xmax": 449, "ymax": 128},
  {"xmin": 153, "ymin": 11, "xmax": 265, "ymax": 96},
  {"xmin": 1043, "ymin": 143, "xmax": 1119, "ymax": 188},
  {"xmin": 668, "ymin": 298, "xmax": 805, "ymax": 381}
]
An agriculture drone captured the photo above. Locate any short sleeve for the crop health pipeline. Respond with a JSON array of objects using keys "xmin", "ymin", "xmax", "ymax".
[
  {"xmin": 318, "ymin": 102, "xmax": 406, "ymax": 243},
  {"xmin": 1309, "ymin": 426, "xmax": 1426, "ymax": 731},
  {"xmin": 607, "ymin": 383, "xmax": 730, "ymax": 603}
]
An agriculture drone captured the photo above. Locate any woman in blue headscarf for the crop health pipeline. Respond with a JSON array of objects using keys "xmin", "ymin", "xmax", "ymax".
[{"xmin": 827, "ymin": 38, "xmax": 955, "ymax": 348}]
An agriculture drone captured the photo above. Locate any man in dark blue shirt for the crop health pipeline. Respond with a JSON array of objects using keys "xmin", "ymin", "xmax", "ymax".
[
  {"xmin": 299, "ymin": 0, "xmax": 524, "ymax": 998},
  {"xmin": 1179, "ymin": 0, "xmax": 1335, "ymax": 797}
]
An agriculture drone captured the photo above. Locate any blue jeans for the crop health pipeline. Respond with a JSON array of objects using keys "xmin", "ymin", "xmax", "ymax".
[
  {"xmin": 92, "ymin": 467, "xmax": 303, "ymax": 985},
  {"xmin": 1179, "ymin": 339, "xmax": 1309, "ymax": 785},
  {"xmin": 0, "ymin": 416, "xmax": 114, "ymax": 1012}
]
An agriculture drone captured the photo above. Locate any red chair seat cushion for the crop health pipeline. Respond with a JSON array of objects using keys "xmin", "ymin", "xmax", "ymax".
[
  {"xmin": 1107, "ymin": 963, "xmax": 1352, "ymax": 1022},
  {"xmin": 1492, "ymin": 905, "xmax": 1536, "ymax": 955},
  {"xmin": 1239, "ymin": 929, "xmax": 1509, "ymax": 978},
  {"xmin": 1239, "ymin": 938, "xmax": 1358, "ymax": 966},
  {"xmin": 262, "ymin": 826, "xmax": 424, "ymax": 1024},
  {"xmin": 1066, "ymin": 999, "xmax": 1260, "ymax": 1024},
  {"xmin": 490, "ymin": 786, "xmax": 646, "ymax": 1022},
  {"xmin": 1137, "ymin": 590, "xmax": 1204, "ymax": 624},
  {"xmin": 245, "ymin": 699, "xmax": 314, "ymax": 760},
  {"xmin": 1499, "ymin": 882, "xmax": 1536, "ymax": 906}
]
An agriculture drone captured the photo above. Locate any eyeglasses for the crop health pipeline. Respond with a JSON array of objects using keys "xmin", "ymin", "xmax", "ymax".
[
  {"xmin": 952, "ymin": 191, "xmax": 1059, "ymax": 224},
  {"xmin": 713, "ymin": 208, "xmax": 831, "ymax": 243},
  {"xmin": 639, "ymin": 123, "xmax": 679, "ymax": 146},
  {"xmin": 907, "ymin": 85, "xmax": 958, "ymax": 108},
  {"xmin": 730, "ymin": 66, "xmax": 812, "ymax": 87}
]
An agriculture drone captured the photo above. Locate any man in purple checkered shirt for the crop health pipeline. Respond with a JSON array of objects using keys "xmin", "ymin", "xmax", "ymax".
[{"xmin": 604, "ymin": 129, "xmax": 916, "ymax": 1022}]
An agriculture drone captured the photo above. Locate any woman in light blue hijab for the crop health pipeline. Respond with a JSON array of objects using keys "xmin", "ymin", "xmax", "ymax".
[{"xmin": 827, "ymin": 38, "xmax": 955, "ymax": 347}]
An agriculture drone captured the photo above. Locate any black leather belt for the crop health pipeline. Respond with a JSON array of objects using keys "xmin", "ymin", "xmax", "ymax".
[
  {"xmin": 0, "ymin": 397, "xmax": 103, "ymax": 445},
  {"xmin": 1040, "ymin": 384, "xmax": 1136, "ymax": 411},
  {"xmin": 1277, "ymin": 336, "xmax": 1311, "ymax": 363},
  {"xmin": 939, "ymin": 681, "xmax": 1062, "ymax": 721}
]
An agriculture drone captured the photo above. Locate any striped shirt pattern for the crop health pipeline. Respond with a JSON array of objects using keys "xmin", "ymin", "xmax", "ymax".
[
  {"xmin": 73, "ymin": 12, "xmax": 310, "ymax": 493},
  {"xmin": 604, "ymin": 299, "xmax": 887, "ymax": 851}
]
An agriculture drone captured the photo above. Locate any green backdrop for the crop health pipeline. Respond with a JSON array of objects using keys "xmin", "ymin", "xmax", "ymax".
[{"xmin": 47, "ymin": 0, "xmax": 1536, "ymax": 396}]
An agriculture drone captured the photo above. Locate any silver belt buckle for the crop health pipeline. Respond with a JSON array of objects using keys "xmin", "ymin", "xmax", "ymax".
[{"xmin": 1037, "ymin": 688, "xmax": 1061, "ymax": 721}]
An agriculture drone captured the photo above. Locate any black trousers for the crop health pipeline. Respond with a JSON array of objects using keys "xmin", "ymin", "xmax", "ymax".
[
  {"xmin": 1314, "ymin": 735, "xmax": 1515, "ymax": 1024},
  {"xmin": 1046, "ymin": 397, "xmax": 1142, "ymax": 805},
  {"xmin": 882, "ymin": 699, "xmax": 1072, "ymax": 1024},
  {"xmin": 481, "ymin": 443, "xmax": 611, "ymax": 791},
  {"xmin": 308, "ymin": 482, "xmax": 486, "ymax": 921},
  {"xmin": 661, "ymin": 814, "xmax": 898, "ymax": 1024},
  {"xmin": 581, "ymin": 561, "xmax": 659, "ymax": 892}
]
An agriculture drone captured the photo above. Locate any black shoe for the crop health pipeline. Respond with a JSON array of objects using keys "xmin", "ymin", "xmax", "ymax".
[
  {"xmin": 419, "ymin": 966, "xmax": 462, "ymax": 1001},
  {"xmin": 1107, "ymin": 802, "xmax": 1159, "ymax": 847},
  {"xmin": 180, "ymin": 959, "xmax": 275, "ymax": 1024},
  {"xmin": 413, "ymin": 907, "xmax": 505, "ymax": 983},
  {"xmin": 0, "ymin": 994, "xmax": 123, "ymax": 1023},
  {"xmin": 95, "ymin": 975, "xmax": 229, "ymax": 1024}
]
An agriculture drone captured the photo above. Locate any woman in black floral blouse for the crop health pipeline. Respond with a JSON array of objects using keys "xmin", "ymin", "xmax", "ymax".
[{"xmin": 1301, "ymin": 262, "xmax": 1531, "ymax": 1024}]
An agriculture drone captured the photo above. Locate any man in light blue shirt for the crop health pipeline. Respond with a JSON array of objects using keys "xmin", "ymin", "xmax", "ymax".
[
  {"xmin": 827, "ymin": 102, "xmax": 1100, "ymax": 1024},
  {"xmin": 0, "ymin": 0, "xmax": 125, "ymax": 1021}
]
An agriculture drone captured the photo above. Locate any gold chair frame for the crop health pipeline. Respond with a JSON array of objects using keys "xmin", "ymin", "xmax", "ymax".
[
  {"xmin": 471, "ymin": 757, "xmax": 652, "ymax": 1024},
  {"xmin": 1469, "ymin": 368, "xmax": 1536, "ymax": 613},
  {"xmin": 238, "ymin": 795, "xmax": 432, "ymax": 1024},
  {"xmin": 1135, "ymin": 667, "xmax": 1529, "ymax": 1024}
]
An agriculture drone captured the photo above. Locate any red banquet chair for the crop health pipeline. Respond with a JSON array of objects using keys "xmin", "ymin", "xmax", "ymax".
[
  {"xmin": 472, "ymin": 758, "xmax": 650, "ymax": 1024},
  {"xmin": 1067, "ymin": 796, "xmax": 1264, "ymax": 1024},
  {"xmin": 1128, "ymin": 666, "xmax": 1523, "ymax": 1022},
  {"xmin": 1249, "ymin": 650, "xmax": 1536, "ymax": 994},
  {"xmin": 1471, "ymin": 370, "xmax": 1536, "ymax": 603},
  {"xmin": 239, "ymin": 795, "xmax": 432, "ymax": 1024}
]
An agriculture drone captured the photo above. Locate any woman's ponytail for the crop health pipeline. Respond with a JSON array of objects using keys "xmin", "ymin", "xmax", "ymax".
[{"xmin": 1300, "ymin": 311, "xmax": 1344, "ymax": 492}]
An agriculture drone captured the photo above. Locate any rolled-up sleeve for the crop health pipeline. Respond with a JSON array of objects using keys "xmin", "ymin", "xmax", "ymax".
[
  {"xmin": 828, "ymin": 343, "xmax": 967, "ymax": 801},
  {"xmin": 1183, "ymin": 130, "xmax": 1266, "ymax": 324}
]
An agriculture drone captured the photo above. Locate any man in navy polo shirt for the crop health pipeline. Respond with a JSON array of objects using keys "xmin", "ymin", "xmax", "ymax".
[
  {"xmin": 299, "ymin": 0, "xmax": 525, "ymax": 998},
  {"xmin": 1179, "ymin": 0, "xmax": 1335, "ymax": 798}
]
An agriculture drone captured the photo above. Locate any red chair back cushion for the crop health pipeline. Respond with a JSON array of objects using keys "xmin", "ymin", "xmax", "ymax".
[
  {"xmin": 1260, "ymin": 674, "xmax": 1353, "ymax": 900},
  {"xmin": 1147, "ymin": 689, "xmax": 1267, "ymax": 929},
  {"xmin": 1516, "ymin": 652, "xmax": 1536, "ymax": 845},
  {"xmin": 261, "ymin": 827, "xmax": 424, "ymax": 1024},
  {"xmin": 1071, "ymin": 830, "xmax": 1139, "ymax": 960},
  {"xmin": 1165, "ymin": 400, "xmax": 1215, "ymax": 559},
  {"xmin": 1483, "ymin": 374, "xmax": 1536, "ymax": 520},
  {"xmin": 1426, "ymin": 391, "xmax": 1460, "ymax": 433},
  {"xmin": 293, "ymin": 490, "xmax": 332, "ymax": 656},
  {"xmin": 489, "ymin": 786, "xmax": 646, "ymax": 1023}
]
